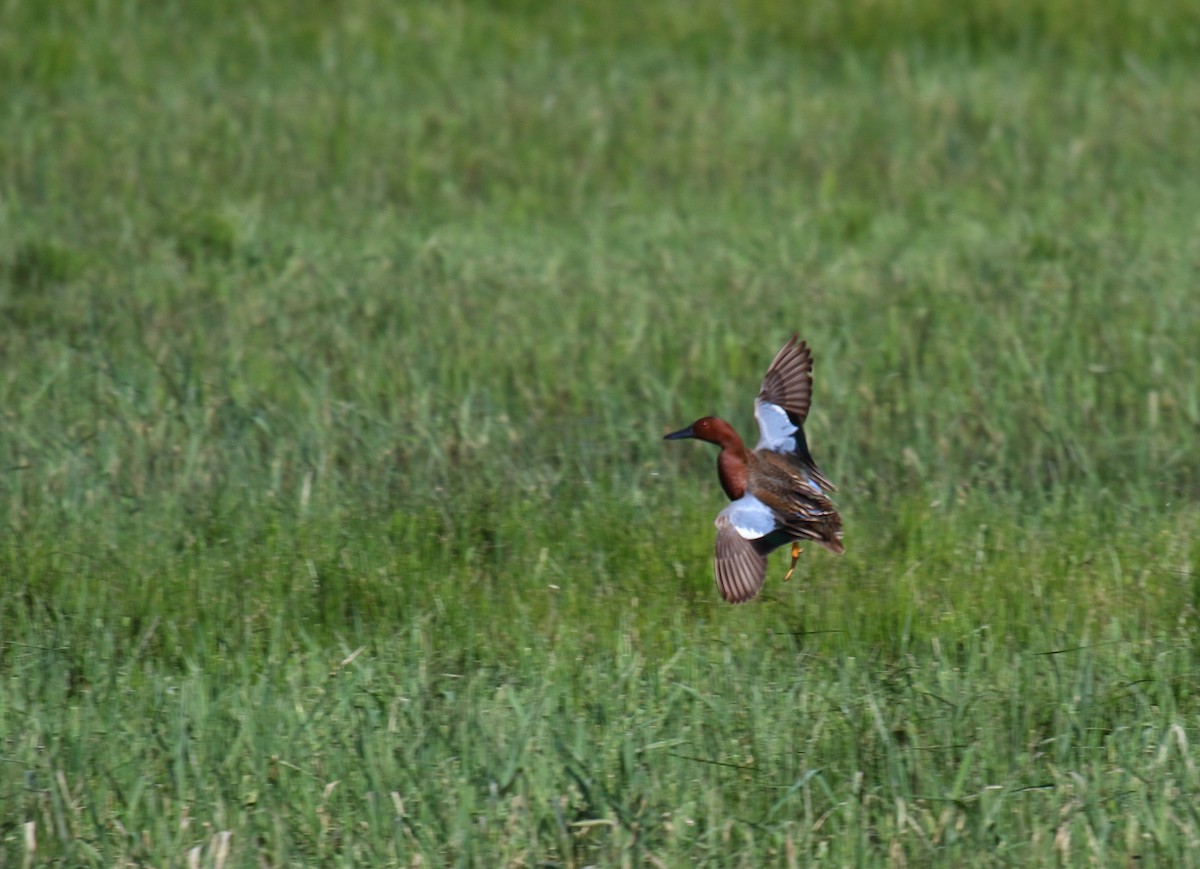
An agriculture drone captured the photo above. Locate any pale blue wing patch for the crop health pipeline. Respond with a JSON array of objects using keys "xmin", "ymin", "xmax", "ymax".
[
  {"xmin": 753, "ymin": 398, "xmax": 798, "ymax": 454},
  {"xmin": 716, "ymin": 493, "xmax": 777, "ymax": 540}
]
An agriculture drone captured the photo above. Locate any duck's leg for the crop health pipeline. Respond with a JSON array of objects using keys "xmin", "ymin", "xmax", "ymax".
[{"xmin": 782, "ymin": 542, "xmax": 804, "ymax": 581}]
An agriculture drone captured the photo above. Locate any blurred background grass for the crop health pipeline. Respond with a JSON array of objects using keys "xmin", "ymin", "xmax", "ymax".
[{"xmin": 2, "ymin": 0, "xmax": 1199, "ymax": 865}]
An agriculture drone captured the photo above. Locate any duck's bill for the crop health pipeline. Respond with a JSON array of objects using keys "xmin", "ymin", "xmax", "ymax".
[{"xmin": 663, "ymin": 425, "xmax": 695, "ymax": 440}]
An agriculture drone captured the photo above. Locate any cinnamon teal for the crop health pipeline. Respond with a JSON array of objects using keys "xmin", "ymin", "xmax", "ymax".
[{"xmin": 664, "ymin": 335, "xmax": 844, "ymax": 603}]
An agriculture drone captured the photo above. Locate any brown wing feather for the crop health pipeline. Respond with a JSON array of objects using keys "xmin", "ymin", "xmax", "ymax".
[
  {"xmin": 770, "ymin": 496, "xmax": 845, "ymax": 554},
  {"xmin": 758, "ymin": 335, "xmax": 813, "ymax": 426},
  {"xmin": 776, "ymin": 501, "xmax": 845, "ymax": 554},
  {"xmin": 714, "ymin": 515, "xmax": 769, "ymax": 603},
  {"xmin": 751, "ymin": 451, "xmax": 845, "ymax": 553}
]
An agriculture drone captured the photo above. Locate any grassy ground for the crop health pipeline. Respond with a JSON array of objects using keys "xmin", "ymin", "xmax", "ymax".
[{"xmin": 3, "ymin": 1, "xmax": 1200, "ymax": 865}]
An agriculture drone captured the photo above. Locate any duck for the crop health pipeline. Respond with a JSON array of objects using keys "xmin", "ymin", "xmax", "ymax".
[{"xmin": 664, "ymin": 335, "xmax": 844, "ymax": 603}]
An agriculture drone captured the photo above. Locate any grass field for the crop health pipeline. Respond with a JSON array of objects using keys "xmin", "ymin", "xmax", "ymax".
[{"xmin": 3, "ymin": 1, "xmax": 1200, "ymax": 865}]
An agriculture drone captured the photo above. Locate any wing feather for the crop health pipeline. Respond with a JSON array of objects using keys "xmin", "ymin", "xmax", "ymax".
[
  {"xmin": 714, "ymin": 515, "xmax": 769, "ymax": 603},
  {"xmin": 748, "ymin": 452, "xmax": 845, "ymax": 554},
  {"xmin": 757, "ymin": 335, "xmax": 812, "ymax": 425},
  {"xmin": 754, "ymin": 336, "xmax": 837, "ymax": 494}
]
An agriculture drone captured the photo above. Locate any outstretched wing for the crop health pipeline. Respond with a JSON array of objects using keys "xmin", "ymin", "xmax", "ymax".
[
  {"xmin": 755, "ymin": 335, "xmax": 813, "ymax": 448},
  {"xmin": 714, "ymin": 515, "xmax": 769, "ymax": 603},
  {"xmin": 714, "ymin": 495, "xmax": 778, "ymax": 603},
  {"xmin": 753, "ymin": 336, "xmax": 836, "ymax": 493}
]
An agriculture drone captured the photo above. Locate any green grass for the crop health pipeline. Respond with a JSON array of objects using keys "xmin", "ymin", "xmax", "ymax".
[{"xmin": 3, "ymin": 0, "xmax": 1200, "ymax": 865}]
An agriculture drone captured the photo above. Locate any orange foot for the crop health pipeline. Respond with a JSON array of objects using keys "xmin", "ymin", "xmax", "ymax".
[{"xmin": 782, "ymin": 542, "xmax": 804, "ymax": 582}]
